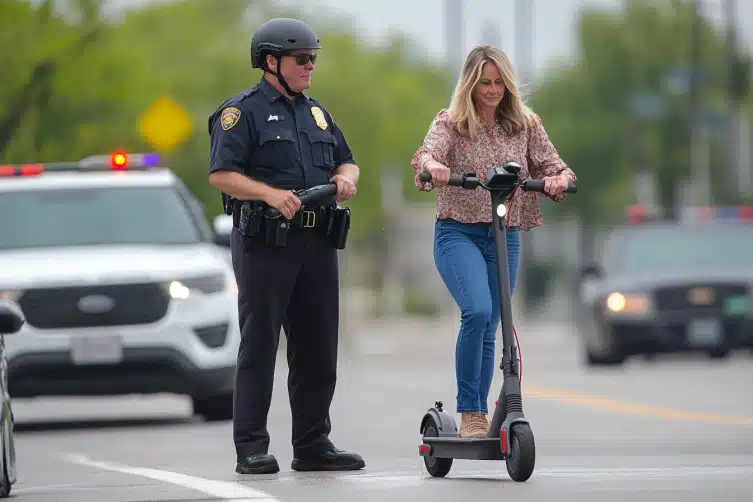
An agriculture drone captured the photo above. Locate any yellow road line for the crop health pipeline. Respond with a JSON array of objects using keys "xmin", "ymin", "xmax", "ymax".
[{"xmin": 524, "ymin": 384, "xmax": 753, "ymax": 427}]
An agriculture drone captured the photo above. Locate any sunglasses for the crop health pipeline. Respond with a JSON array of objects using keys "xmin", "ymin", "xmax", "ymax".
[{"xmin": 289, "ymin": 53, "xmax": 318, "ymax": 65}]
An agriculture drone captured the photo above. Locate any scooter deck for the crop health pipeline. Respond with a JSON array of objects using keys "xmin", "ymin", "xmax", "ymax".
[{"xmin": 420, "ymin": 436, "xmax": 506, "ymax": 461}]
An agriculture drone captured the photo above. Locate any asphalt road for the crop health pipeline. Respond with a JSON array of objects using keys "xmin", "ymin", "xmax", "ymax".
[{"xmin": 10, "ymin": 317, "xmax": 753, "ymax": 502}]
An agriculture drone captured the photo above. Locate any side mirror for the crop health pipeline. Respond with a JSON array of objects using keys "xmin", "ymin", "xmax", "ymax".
[
  {"xmin": 578, "ymin": 263, "xmax": 603, "ymax": 302},
  {"xmin": 212, "ymin": 214, "xmax": 233, "ymax": 248},
  {"xmin": 0, "ymin": 300, "xmax": 25, "ymax": 335}
]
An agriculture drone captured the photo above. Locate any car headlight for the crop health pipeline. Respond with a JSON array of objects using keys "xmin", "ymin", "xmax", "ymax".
[
  {"xmin": 604, "ymin": 291, "xmax": 653, "ymax": 315},
  {"xmin": 165, "ymin": 273, "xmax": 227, "ymax": 299},
  {"xmin": 0, "ymin": 290, "xmax": 22, "ymax": 302}
]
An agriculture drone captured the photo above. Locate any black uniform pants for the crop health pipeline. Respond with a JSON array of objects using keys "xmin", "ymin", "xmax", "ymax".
[{"xmin": 230, "ymin": 222, "xmax": 339, "ymax": 460}]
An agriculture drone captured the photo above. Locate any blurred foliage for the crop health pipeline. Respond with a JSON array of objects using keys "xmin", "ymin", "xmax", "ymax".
[
  {"xmin": 0, "ymin": 0, "xmax": 452, "ymax": 248},
  {"xmin": 2, "ymin": 0, "xmax": 751, "ymax": 240},
  {"xmin": 530, "ymin": 0, "xmax": 753, "ymax": 225},
  {"xmin": 402, "ymin": 291, "xmax": 441, "ymax": 317}
]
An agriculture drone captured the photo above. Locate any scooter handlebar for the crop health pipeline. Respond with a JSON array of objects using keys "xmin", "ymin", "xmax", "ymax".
[
  {"xmin": 265, "ymin": 183, "xmax": 338, "ymax": 218},
  {"xmin": 418, "ymin": 171, "xmax": 475, "ymax": 188},
  {"xmin": 418, "ymin": 170, "xmax": 577, "ymax": 194},
  {"xmin": 520, "ymin": 179, "xmax": 577, "ymax": 194}
]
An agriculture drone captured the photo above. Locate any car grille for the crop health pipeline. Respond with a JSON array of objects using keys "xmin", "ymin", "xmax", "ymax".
[
  {"xmin": 653, "ymin": 284, "xmax": 749, "ymax": 312},
  {"xmin": 19, "ymin": 282, "xmax": 170, "ymax": 329}
]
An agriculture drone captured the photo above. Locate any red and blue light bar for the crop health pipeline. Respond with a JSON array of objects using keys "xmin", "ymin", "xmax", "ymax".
[
  {"xmin": 0, "ymin": 151, "xmax": 161, "ymax": 177},
  {"xmin": 626, "ymin": 204, "xmax": 753, "ymax": 224},
  {"xmin": 625, "ymin": 204, "xmax": 662, "ymax": 224},
  {"xmin": 686, "ymin": 205, "xmax": 753, "ymax": 222}
]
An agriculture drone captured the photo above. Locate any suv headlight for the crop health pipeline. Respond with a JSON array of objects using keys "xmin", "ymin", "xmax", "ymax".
[
  {"xmin": 165, "ymin": 273, "xmax": 226, "ymax": 299},
  {"xmin": 604, "ymin": 291, "xmax": 653, "ymax": 315}
]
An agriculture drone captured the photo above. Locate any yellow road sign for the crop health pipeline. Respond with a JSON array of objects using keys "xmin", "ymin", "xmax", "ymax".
[{"xmin": 139, "ymin": 96, "xmax": 193, "ymax": 153}]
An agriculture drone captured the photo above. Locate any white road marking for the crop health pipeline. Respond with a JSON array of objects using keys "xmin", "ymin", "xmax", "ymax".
[
  {"xmin": 339, "ymin": 464, "xmax": 753, "ymax": 477},
  {"xmin": 13, "ymin": 483, "xmax": 86, "ymax": 494},
  {"xmin": 63, "ymin": 453, "xmax": 279, "ymax": 501},
  {"xmin": 54, "ymin": 454, "xmax": 753, "ymax": 498},
  {"xmin": 316, "ymin": 465, "xmax": 753, "ymax": 486}
]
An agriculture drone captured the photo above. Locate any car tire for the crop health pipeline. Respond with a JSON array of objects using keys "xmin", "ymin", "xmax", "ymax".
[
  {"xmin": 0, "ymin": 420, "xmax": 10, "ymax": 499},
  {"xmin": 192, "ymin": 392, "xmax": 234, "ymax": 422},
  {"xmin": 581, "ymin": 313, "xmax": 626, "ymax": 367},
  {"xmin": 585, "ymin": 346, "xmax": 626, "ymax": 366},
  {"xmin": 706, "ymin": 347, "xmax": 729, "ymax": 360}
]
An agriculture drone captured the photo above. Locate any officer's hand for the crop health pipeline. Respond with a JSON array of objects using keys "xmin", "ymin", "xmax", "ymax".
[
  {"xmin": 330, "ymin": 174, "xmax": 357, "ymax": 202},
  {"xmin": 265, "ymin": 188, "xmax": 301, "ymax": 220},
  {"xmin": 426, "ymin": 163, "xmax": 451, "ymax": 187}
]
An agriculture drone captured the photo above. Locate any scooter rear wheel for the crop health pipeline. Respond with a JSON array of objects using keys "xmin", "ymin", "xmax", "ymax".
[
  {"xmin": 505, "ymin": 423, "xmax": 535, "ymax": 482},
  {"xmin": 422, "ymin": 420, "xmax": 452, "ymax": 478}
]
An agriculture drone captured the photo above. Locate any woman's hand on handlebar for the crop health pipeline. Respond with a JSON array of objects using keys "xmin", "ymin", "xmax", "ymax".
[
  {"xmin": 542, "ymin": 175, "xmax": 570, "ymax": 197},
  {"xmin": 264, "ymin": 188, "xmax": 301, "ymax": 219},
  {"xmin": 424, "ymin": 162, "xmax": 452, "ymax": 187}
]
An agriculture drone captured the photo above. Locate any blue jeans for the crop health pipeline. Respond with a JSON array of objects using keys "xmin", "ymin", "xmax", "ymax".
[{"xmin": 433, "ymin": 219, "xmax": 520, "ymax": 414}]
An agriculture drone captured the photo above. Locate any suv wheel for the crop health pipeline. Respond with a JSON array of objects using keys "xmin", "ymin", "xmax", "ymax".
[{"xmin": 192, "ymin": 393, "xmax": 234, "ymax": 422}]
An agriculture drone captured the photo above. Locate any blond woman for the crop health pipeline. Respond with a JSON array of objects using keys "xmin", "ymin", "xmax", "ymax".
[{"xmin": 411, "ymin": 45, "xmax": 576, "ymax": 439}]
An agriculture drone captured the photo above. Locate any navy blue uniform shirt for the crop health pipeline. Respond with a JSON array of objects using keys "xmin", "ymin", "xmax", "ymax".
[{"xmin": 208, "ymin": 77, "xmax": 355, "ymax": 192}]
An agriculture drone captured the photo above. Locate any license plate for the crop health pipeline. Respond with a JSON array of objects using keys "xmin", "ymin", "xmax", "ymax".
[
  {"xmin": 70, "ymin": 334, "xmax": 123, "ymax": 365},
  {"xmin": 686, "ymin": 319, "xmax": 722, "ymax": 347}
]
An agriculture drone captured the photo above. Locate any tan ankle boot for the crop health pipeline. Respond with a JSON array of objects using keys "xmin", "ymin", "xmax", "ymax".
[
  {"xmin": 480, "ymin": 413, "xmax": 490, "ymax": 434},
  {"xmin": 459, "ymin": 412, "xmax": 487, "ymax": 439}
]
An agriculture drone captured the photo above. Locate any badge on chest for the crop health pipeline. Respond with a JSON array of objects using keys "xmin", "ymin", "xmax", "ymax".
[{"xmin": 311, "ymin": 106, "xmax": 328, "ymax": 130}]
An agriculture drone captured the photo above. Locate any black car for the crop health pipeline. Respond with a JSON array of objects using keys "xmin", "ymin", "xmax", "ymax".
[
  {"xmin": 577, "ymin": 206, "xmax": 753, "ymax": 365},
  {"xmin": 0, "ymin": 299, "xmax": 22, "ymax": 497}
]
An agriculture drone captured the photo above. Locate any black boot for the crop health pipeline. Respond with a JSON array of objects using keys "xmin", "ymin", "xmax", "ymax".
[
  {"xmin": 236, "ymin": 453, "xmax": 280, "ymax": 474},
  {"xmin": 291, "ymin": 447, "xmax": 365, "ymax": 472}
]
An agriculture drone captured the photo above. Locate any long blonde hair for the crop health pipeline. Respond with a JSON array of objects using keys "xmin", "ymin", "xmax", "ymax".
[{"xmin": 447, "ymin": 45, "xmax": 534, "ymax": 138}]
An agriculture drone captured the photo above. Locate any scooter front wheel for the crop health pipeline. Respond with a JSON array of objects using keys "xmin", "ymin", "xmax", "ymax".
[{"xmin": 505, "ymin": 423, "xmax": 535, "ymax": 482}]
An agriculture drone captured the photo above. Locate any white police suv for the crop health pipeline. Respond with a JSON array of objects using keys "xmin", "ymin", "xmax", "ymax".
[{"xmin": 0, "ymin": 152, "xmax": 238, "ymax": 421}]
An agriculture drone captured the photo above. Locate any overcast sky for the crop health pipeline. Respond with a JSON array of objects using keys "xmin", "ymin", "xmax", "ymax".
[{"xmin": 109, "ymin": 0, "xmax": 753, "ymax": 82}]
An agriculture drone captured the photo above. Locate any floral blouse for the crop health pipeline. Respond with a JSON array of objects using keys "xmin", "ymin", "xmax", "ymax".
[{"xmin": 410, "ymin": 109, "xmax": 576, "ymax": 231}]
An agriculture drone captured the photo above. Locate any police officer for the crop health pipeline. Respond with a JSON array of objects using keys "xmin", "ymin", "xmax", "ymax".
[{"xmin": 207, "ymin": 18, "xmax": 364, "ymax": 475}]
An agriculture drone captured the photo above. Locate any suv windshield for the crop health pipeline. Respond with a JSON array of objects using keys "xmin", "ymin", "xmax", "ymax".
[
  {"xmin": 0, "ymin": 185, "xmax": 203, "ymax": 250},
  {"xmin": 610, "ymin": 224, "xmax": 753, "ymax": 273}
]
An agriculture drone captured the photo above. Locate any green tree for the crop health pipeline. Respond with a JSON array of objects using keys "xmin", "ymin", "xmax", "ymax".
[
  {"xmin": 529, "ymin": 0, "xmax": 752, "ymax": 226},
  {"xmin": 1, "ymin": 0, "xmax": 452, "ymax": 251},
  {"xmin": 0, "ymin": 0, "xmax": 104, "ymax": 155}
]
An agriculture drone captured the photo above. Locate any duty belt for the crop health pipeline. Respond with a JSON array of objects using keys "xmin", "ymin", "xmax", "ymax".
[{"xmin": 290, "ymin": 207, "xmax": 326, "ymax": 228}]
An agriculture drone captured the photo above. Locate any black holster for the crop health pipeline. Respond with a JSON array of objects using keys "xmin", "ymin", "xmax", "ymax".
[
  {"xmin": 325, "ymin": 206, "xmax": 351, "ymax": 250},
  {"xmin": 263, "ymin": 214, "xmax": 289, "ymax": 246},
  {"xmin": 237, "ymin": 201, "xmax": 263, "ymax": 238},
  {"xmin": 239, "ymin": 201, "xmax": 288, "ymax": 247},
  {"xmin": 222, "ymin": 193, "xmax": 235, "ymax": 215}
]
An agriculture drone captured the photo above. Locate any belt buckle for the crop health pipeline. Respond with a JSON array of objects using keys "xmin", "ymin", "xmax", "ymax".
[{"xmin": 302, "ymin": 210, "xmax": 316, "ymax": 228}]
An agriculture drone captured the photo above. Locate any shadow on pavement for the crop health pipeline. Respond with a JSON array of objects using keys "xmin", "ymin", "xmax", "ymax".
[{"xmin": 14, "ymin": 415, "xmax": 197, "ymax": 433}]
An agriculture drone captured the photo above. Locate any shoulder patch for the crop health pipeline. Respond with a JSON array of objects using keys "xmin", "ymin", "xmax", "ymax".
[{"xmin": 220, "ymin": 107, "xmax": 242, "ymax": 131}]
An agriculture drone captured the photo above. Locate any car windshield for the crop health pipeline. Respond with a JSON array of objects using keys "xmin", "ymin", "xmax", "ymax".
[
  {"xmin": 0, "ymin": 185, "xmax": 203, "ymax": 250},
  {"xmin": 612, "ymin": 225, "xmax": 753, "ymax": 273}
]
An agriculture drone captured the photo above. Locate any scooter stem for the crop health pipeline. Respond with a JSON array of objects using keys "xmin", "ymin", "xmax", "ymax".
[{"xmin": 487, "ymin": 188, "xmax": 525, "ymax": 437}]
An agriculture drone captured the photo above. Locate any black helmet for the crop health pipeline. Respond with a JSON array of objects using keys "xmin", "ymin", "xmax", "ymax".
[{"xmin": 250, "ymin": 18, "xmax": 321, "ymax": 69}]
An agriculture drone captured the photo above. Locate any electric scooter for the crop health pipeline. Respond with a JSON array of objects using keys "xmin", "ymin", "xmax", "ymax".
[{"xmin": 416, "ymin": 162, "xmax": 577, "ymax": 482}]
